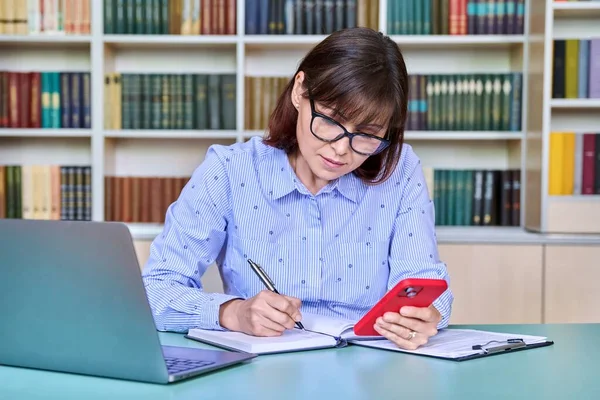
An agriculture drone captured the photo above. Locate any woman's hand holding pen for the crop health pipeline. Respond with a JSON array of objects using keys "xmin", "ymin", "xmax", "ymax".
[
  {"xmin": 219, "ymin": 290, "xmax": 303, "ymax": 337},
  {"xmin": 373, "ymin": 305, "xmax": 442, "ymax": 350}
]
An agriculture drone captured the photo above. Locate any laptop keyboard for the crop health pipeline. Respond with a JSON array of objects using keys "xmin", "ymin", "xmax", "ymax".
[{"xmin": 164, "ymin": 357, "xmax": 215, "ymax": 374}]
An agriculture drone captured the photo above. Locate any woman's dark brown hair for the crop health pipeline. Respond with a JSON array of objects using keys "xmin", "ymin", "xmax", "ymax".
[{"xmin": 263, "ymin": 27, "xmax": 409, "ymax": 184}]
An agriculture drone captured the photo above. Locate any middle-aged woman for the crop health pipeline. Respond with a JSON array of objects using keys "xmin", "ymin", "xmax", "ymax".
[{"xmin": 142, "ymin": 27, "xmax": 454, "ymax": 351}]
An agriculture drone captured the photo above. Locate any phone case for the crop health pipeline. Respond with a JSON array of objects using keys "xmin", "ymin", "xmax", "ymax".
[{"xmin": 352, "ymin": 278, "xmax": 448, "ymax": 337}]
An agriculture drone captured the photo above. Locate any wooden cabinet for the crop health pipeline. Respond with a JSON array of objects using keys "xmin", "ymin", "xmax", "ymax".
[
  {"xmin": 133, "ymin": 240, "xmax": 600, "ymax": 325},
  {"xmin": 544, "ymin": 245, "xmax": 600, "ymax": 323},
  {"xmin": 438, "ymin": 244, "xmax": 544, "ymax": 325}
]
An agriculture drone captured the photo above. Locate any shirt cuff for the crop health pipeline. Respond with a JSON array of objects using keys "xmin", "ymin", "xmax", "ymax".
[
  {"xmin": 190, "ymin": 293, "xmax": 243, "ymax": 331},
  {"xmin": 432, "ymin": 289, "xmax": 454, "ymax": 330}
]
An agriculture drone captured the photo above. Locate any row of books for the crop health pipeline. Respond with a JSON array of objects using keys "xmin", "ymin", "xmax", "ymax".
[
  {"xmin": 245, "ymin": 0, "xmax": 378, "ymax": 35},
  {"xmin": 427, "ymin": 168, "xmax": 521, "ymax": 227},
  {"xmin": 0, "ymin": 165, "xmax": 92, "ymax": 221},
  {"xmin": 407, "ymin": 73, "xmax": 522, "ymax": 132},
  {"xmin": 0, "ymin": 0, "xmax": 91, "ymax": 35},
  {"xmin": 0, "ymin": 71, "xmax": 91, "ymax": 129},
  {"xmin": 104, "ymin": 175, "xmax": 189, "ymax": 223},
  {"xmin": 549, "ymin": 132, "xmax": 600, "ymax": 196},
  {"xmin": 104, "ymin": 73, "xmax": 236, "ymax": 131},
  {"xmin": 104, "ymin": 0, "xmax": 236, "ymax": 35},
  {"xmin": 244, "ymin": 73, "xmax": 522, "ymax": 132},
  {"xmin": 552, "ymin": 39, "xmax": 600, "ymax": 99},
  {"xmin": 388, "ymin": 0, "xmax": 525, "ymax": 35}
]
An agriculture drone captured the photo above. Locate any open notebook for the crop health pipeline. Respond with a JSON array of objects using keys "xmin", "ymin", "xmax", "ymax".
[{"xmin": 185, "ymin": 312, "xmax": 382, "ymax": 355}]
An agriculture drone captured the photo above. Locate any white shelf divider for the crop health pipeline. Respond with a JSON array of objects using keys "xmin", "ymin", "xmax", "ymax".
[
  {"xmin": 103, "ymin": 130, "xmax": 239, "ymax": 140},
  {"xmin": 0, "ymin": 129, "xmax": 92, "ymax": 138}
]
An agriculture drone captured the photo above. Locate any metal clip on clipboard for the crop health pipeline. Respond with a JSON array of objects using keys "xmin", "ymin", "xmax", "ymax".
[{"xmin": 472, "ymin": 339, "xmax": 527, "ymax": 355}]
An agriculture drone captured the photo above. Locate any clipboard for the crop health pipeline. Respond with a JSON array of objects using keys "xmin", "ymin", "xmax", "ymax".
[
  {"xmin": 348, "ymin": 328, "xmax": 555, "ymax": 361},
  {"xmin": 449, "ymin": 338, "xmax": 555, "ymax": 362}
]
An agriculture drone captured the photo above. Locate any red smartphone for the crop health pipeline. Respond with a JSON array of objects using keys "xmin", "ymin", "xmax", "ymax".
[{"xmin": 353, "ymin": 278, "xmax": 448, "ymax": 337}]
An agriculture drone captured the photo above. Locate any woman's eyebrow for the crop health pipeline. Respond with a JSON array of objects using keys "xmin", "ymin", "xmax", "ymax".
[{"xmin": 320, "ymin": 103, "xmax": 385, "ymax": 130}]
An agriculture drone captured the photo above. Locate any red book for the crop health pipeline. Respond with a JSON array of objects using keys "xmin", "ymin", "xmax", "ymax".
[
  {"xmin": 582, "ymin": 133, "xmax": 596, "ymax": 195},
  {"xmin": 19, "ymin": 72, "xmax": 31, "ymax": 128},
  {"xmin": 449, "ymin": 0, "xmax": 460, "ymax": 35},
  {"xmin": 8, "ymin": 72, "xmax": 20, "ymax": 128},
  {"xmin": 459, "ymin": 0, "xmax": 467, "ymax": 35},
  {"xmin": 30, "ymin": 72, "xmax": 41, "ymax": 128}
]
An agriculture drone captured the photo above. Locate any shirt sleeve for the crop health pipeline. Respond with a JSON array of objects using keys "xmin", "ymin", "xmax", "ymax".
[
  {"xmin": 141, "ymin": 146, "xmax": 241, "ymax": 333},
  {"xmin": 387, "ymin": 150, "xmax": 454, "ymax": 329}
]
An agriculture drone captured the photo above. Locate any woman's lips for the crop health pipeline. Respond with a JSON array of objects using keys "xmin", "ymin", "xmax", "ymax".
[{"xmin": 321, "ymin": 155, "xmax": 345, "ymax": 169}]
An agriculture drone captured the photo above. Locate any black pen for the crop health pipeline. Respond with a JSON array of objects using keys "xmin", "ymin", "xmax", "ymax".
[{"xmin": 247, "ymin": 259, "xmax": 306, "ymax": 331}]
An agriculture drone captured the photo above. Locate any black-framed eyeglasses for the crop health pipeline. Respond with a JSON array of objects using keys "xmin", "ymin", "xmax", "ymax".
[{"xmin": 308, "ymin": 97, "xmax": 391, "ymax": 156}]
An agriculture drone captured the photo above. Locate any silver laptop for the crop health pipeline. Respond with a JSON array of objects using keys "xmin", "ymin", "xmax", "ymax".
[{"xmin": 0, "ymin": 219, "xmax": 256, "ymax": 384}]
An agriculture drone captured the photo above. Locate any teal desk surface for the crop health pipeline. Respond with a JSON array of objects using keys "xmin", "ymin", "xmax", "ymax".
[{"xmin": 1, "ymin": 324, "xmax": 599, "ymax": 400}]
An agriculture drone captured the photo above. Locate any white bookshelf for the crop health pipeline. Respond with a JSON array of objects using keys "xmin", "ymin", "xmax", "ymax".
[
  {"xmin": 0, "ymin": 0, "xmax": 552, "ymax": 242},
  {"xmin": 553, "ymin": 1, "xmax": 600, "ymax": 19},
  {"xmin": 524, "ymin": 0, "xmax": 600, "ymax": 234}
]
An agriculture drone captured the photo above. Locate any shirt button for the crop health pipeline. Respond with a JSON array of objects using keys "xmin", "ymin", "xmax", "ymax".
[
  {"xmin": 319, "ymin": 257, "xmax": 324, "ymax": 262},
  {"xmin": 301, "ymin": 280, "xmax": 306, "ymax": 284}
]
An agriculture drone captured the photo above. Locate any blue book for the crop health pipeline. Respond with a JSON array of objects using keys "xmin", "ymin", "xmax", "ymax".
[{"xmin": 578, "ymin": 39, "xmax": 590, "ymax": 99}]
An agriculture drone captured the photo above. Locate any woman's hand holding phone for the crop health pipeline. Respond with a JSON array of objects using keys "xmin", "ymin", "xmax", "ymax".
[{"xmin": 373, "ymin": 304, "xmax": 442, "ymax": 350}]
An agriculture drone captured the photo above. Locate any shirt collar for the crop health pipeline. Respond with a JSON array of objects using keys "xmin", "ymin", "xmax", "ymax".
[{"xmin": 268, "ymin": 147, "xmax": 367, "ymax": 203}]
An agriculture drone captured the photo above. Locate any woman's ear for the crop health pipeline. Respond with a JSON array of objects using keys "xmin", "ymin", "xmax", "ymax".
[{"xmin": 290, "ymin": 71, "xmax": 305, "ymax": 109}]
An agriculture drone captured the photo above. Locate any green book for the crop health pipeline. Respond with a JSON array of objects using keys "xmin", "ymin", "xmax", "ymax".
[
  {"xmin": 194, "ymin": 74, "xmax": 208, "ymax": 130},
  {"xmin": 161, "ymin": 74, "xmax": 170, "ymax": 129},
  {"xmin": 183, "ymin": 74, "xmax": 194, "ymax": 130},
  {"xmin": 454, "ymin": 170, "xmax": 465, "ymax": 226},
  {"xmin": 491, "ymin": 75, "xmax": 502, "ymax": 131},
  {"xmin": 446, "ymin": 170, "xmax": 456, "ymax": 226},
  {"xmin": 474, "ymin": 74, "xmax": 484, "ymax": 130},
  {"xmin": 151, "ymin": 74, "xmax": 162, "ymax": 129},
  {"xmin": 121, "ymin": 74, "xmax": 131, "ymax": 129},
  {"xmin": 208, "ymin": 75, "xmax": 221, "ymax": 130},
  {"xmin": 482, "ymin": 74, "xmax": 493, "ymax": 131},
  {"xmin": 142, "ymin": 74, "xmax": 152, "ymax": 129},
  {"xmin": 463, "ymin": 170, "xmax": 474, "ymax": 226},
  {"xmin": 434, "ymin": 169, "xmax": 441, "ymax": 225},
  {"xmin": 501, "ymin": 73, "xmax": 512, "ymax": 131},
  {"xmin": 220, "ymin": 74, "xmax": 237, "ymax": 130},
  {"xmin": 440, "ymin": 75, "xmax": 449, "ymax": 130},
  {"xmin": 13, "ymin": 166, "xmax": 21, "ymax": 219},
  {"xmin": 51, "ymin": 72, "xmax": 60, "ymax": 129},
  {"xmin": 104, "ymin": 0, "xmax": 115, "ymax": 33}
]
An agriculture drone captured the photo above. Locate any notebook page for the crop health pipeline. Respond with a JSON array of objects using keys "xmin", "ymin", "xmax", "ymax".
[
  {"xmin": 349, "ymin": 329, "xmax": 548, "ymax": 359},
  {"xmin": 187, "ymin": 327, "xmax": 337, "ymax": 354},
  {"xmin": 301, "ymin": 312, "xmax": 355, "ymax": 337},
  {"xmin": 300, "ymin": 312, "xmax": 384, "ymax": 341}
]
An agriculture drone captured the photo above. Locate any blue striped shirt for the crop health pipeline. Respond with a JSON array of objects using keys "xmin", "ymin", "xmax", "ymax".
[{"xmin": 142, "ymin": 136, "xmax": 453, "ymax": 333}]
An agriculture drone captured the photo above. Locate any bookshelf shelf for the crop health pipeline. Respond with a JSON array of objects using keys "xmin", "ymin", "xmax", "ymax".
[
  {"xmin": 0, "ymin": 129, "xmax": 92, "ymax": 138},
  {"xmin": 548, "ymin": 195, "xmax": 600, "ymax": 202},
  {"xmin": 388, "ymin": 35, "xmax": 526, "ymax": 48},
  {"xmin": 103, "ymin": 35, "xmax": 238, "ymax": 48},
  {"xmin": 404, "ymin": 131, "xmax": 524, "ymax": 141},
  {"xmin": 243, "ymin": 35, "xmax": 327, "ymax": 49},
  {"xmin": 123, "ymin": 223, "xmax": 532, "ymax": 243},
  {"xmin": 553, "ymin": 2, "xmax": 600, "ymax": 18},
  {"xmin": 0, "ymin": 35, "xmax": 92, "ymax": 47},
  {"xmin": 103, "ymin": 130, "xmax": 239, "ymax": 140},
  {"xmin": 244, "ymin": 131, "xmax": 524, "ymax": 141},
  {"xmin": 550, "ymin": 99, "xmax": 600, "ymax": 109}
]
